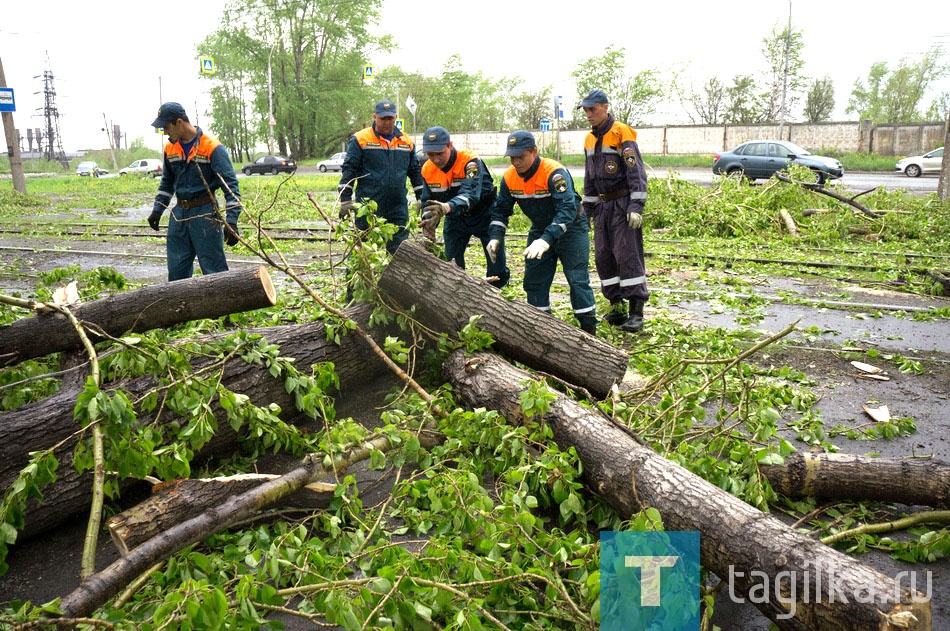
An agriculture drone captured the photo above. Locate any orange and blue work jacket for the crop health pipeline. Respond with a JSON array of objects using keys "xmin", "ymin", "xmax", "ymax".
[
  {"xmin": 581, "ymin": 115, "xmax": 647, "ymax": 214},
  {"xmin": 420, "ymin": 148, "xmax": 496, "ymax": 217},
  {"xmin": 338, "ymin": 124, "xmax": 423, "ymax": 217},
  {"xmin": 489, "ymin": 157, "xmax": 585, "ymax": 245},
  {"xmin": 153, "ymin": 127, "xmax": 241, "ymax": 224}
]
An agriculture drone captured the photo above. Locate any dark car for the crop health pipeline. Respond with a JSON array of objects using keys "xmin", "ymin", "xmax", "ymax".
[
  {"xmin": 242, "ymin": 155, "xmax": 297, "ymax": 176},
  {"xmin": 712, "ymin": 140, "xmax": 843, "ymax": 185}
]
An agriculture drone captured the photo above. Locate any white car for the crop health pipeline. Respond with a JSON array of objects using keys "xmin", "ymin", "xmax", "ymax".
[
  {"xmin": 316, "ymin": 152, "xmax": 345, "ymax": 172},
  {"xmin": 119, "ymin": 159, "xmax": 163, "ymax": 178},
  {"xmin": 895, "ymin": 147, "xmax": 943, "ymax": 177}
]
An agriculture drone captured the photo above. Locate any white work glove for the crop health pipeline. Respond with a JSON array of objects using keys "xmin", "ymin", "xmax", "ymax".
[
  {"xmin": 627, "ymin": 211, "xmax": 643, "ymax": 230},
  {"xmin": 339, "ymin": 200, "xmax": 355, "ymax": 220},
  {"xmin": 523, "ymin": 239, "xmax": 550, "ymax": 260},
  {"xmin": 486, "ymin": 239, "xmax": 501, "ymax": 263}
]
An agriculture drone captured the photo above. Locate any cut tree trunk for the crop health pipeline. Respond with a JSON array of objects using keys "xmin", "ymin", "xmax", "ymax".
[
  {"xmin": 0, "ymin": 265, "xmax": 277, "ymax": 366},
  {"xmin": 107, "ymin": 475, "xmax": 336, "ymax": 555},
  {"xmin": 761, "ymin": 452, "xmax": 950, "ymax": 509},
  {"xmin": 379, "ymin": 240, "xmax": 629, "ymax": 399},
  {"xmin": 444, "ymin": 350, "xmax": 931, "ymax": 631},
  {"xmin": 0, "ymin": 303, "xmax": 392, "ymax": 539}
]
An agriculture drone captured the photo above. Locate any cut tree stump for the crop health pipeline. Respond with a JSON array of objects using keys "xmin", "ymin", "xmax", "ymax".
[
  {"xmin": 107, "ymin": 475, "xmax": 336, "ymax": 555},
  {"xmin": 0, "ymin": 303, "xmax": 393, "ymax": 540},
  {"xmin": 444, "ymin": 350, "xmax": 931, "ymax": 631},
  {"xmin": 761, "ymin": 452, "xmax": 950, "ymax": 509},
  {"xmin": 379, "ymin": 240, "xmax": 629, "ymax": 399},
  {"xmin": 0, "ymin": 265, "xmax": 277, "ymax": 366}
]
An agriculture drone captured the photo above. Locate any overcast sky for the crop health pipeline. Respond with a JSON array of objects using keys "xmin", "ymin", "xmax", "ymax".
[{"xmin": 2, "ymin": 0, "xmax": 948, "ymax": 154}]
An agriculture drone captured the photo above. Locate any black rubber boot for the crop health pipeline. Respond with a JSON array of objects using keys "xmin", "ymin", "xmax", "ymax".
[
  {"xmin": 620, "ymin": 299, "xmax": 645, "ymax": 333},
  {"xmin": 604, "ymin": 301, "xmax": 627, "ymax": 326},
  {"xmin": 580, "ymin": 319, "xmax": 598, "ymax": 336}
]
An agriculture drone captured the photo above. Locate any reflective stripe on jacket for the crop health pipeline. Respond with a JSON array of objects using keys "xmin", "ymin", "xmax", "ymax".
[
  {"xmin": 581, "ymin": 117, "xmax": 647, "ymax": 213},
  {"xmin": 489, "ymin": 157, "xmax": 584, "ymax": 245},
  {"xmin": 153, "ymin": 127, "xmax": 241, "ymax": 224},
  {"xmin": 420, "ymin": 148, "xmax": 495, "ymax": 216},
  {"xmin": 338, "ymin": 125, "xmax": 424, "ymax": 208}
]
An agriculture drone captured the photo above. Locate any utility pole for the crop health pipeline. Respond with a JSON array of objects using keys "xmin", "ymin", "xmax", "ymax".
[
  {"xmin": 102, "ymin": 113, "xmax": 118, "ymax": 170},
  {"xmin": 0, "ymin": 55, "xmax": 26, "ymax": 193}
]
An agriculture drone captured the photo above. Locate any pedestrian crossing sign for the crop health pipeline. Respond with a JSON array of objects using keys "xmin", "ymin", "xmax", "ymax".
[
  {"xmin": 200, "ymin": 57, "xmax": 216, "ymax": 75},
  {"xmin": 395, "ymin": 118, "xmax": 404, "ymax": 131}
]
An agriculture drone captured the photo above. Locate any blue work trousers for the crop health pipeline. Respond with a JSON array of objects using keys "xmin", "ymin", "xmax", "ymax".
[
  {"xmin": 522, "ymin": 225, "xmax": 596, "ymax": 325},
  {"xmin": 166, "ymin": 204, "xmax": 228, "ymax": 281},
  {"xmin": 443, "ymin": 213, "xmax": 510, "ymax": 288}
]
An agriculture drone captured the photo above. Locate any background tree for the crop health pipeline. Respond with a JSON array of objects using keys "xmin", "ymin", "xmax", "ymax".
[
  {"xmin": 689, "ymin": 77, "xmax": 726, "ymax": 124},
  {"xmin": 802, "ymin": 76, "xmax": 835, "ymax": 122},
  {"xmin": 760, "ymin": 23, "xmax": 806, "ymax": 123},
  {"xmin": 200, "ymin": 0, "xmax": 386, "ymax": 160},
  {"xmin": 723, "ymin": 75, "xmax": 765, "ymax": 124},
  {"xmin": 570, "ymin": 46, "xmax": 664, "ymax": 127},
  {"xmin": 847, "ymin": 48, "xmax": 949, "ymax": 123},
  {"xmin": 508, "ymin": 85, "xmax": 553, "ymax": 131}
]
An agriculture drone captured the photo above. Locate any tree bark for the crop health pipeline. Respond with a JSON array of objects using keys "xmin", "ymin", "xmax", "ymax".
[
  {"xmin": 0, "ymin": 265, "xmax": 277, "ymax": 366},
  {"xmin": 761, "ymin": 452, "xmax": 950, "ymax": 509},
  {"xmin": 107, "ymin": 475, "xmax": 336, "ymax": 555},
  {"xmin": 379, "ymin": 241, "xmax": 629, "ymax": 400},
  {"xmin": 0, "ymin": 303, "xmax": 392, "ymax": 539},
  {"xmin": 444, "ymin": 350, "xmax": 931, "ymax": 631}
]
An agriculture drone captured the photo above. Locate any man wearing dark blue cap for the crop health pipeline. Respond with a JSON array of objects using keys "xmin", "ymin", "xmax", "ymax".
[
  {"xmin": 148, "ymin": 101, "xmax": 242, "ymax": 282},
  {"xmin": 338, "ymin": 99, "xmax": 424, "ymax": 254},
  {"xmin": 578, "ymin": 88, "xmax": 650, "ymax": 332},
  {"xmin": 487, "ymin": 130, "xmax": 598, "ymax": 335},
  {"xmin": 418, "ymin": 126, "xmax": 509, "ymax": 288}
]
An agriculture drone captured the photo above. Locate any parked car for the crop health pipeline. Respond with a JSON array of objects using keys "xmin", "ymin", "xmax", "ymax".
[
  {"xmin": 712, "ymin": 140, "xmax": 844, "ymax": 185},
  {"xmin": 76, "ymin": 161, "xmax": 107, "ymax": 177},
  {"xmin": 895, "ymin": 147, "xmax": 943, "ymax": 177},
  {"xmin": 119, "ymin": 158, "xmax": 163, "ymax": 178},
  {"xmin": 242, "ymin": 155, "xmax": 297, "ymax": 175},
  {"xmin": 316, "ymin": 152, "xmax": 345, "ymax": 173}
]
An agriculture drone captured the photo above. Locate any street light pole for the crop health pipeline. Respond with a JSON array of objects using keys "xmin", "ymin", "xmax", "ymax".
[
  {"xmin": 267, "ymin": 45, "xmax": 275, "ymax": 155},
  {"xmin": 779, "ymin": 0, "xmax": 792, "ymax": 140}
]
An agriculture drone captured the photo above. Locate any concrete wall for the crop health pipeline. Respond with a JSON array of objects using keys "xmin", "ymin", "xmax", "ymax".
[{"xmin": 414, "ymin": 120, "xmax": 948, "ymax": 158}]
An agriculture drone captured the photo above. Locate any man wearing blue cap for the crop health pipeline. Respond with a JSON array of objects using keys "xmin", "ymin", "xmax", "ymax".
[
  {"xmin": 487, "ymin": 131, "xmax": 598, "ymax": 335},
  {"xmin": 148, "ymin": 102, "xmax": 242, "ymax": 282},
  {"xmin": 418, "ymin": 126, "xmax": 509, "ymax": 288},
  {"xmin": 578, "ymin": 88, "xmax": 650, "ymax": 332},
  {"xmin": 338, "ymin": 99, "xmax": 424, "ymax": 254}
]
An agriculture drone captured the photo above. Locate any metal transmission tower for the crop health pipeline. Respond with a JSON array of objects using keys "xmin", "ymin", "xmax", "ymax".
[{"xmin": 35, "ymin": 53, "xmax": 68, "ymax": 167}]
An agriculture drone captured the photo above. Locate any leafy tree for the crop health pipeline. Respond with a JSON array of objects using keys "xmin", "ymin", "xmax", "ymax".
[
  {"xmin": 570, "ymin": 46, "xmax": 664, "ymax": 127},
  {"xmin": 689, "ymin": 77, "xmax": 726, "ymax": 124},
  {"xmin": 761, "ymin": 23, "xmax": 806, "ymax": 123},
  {"xmin": 509, "ymin": 85, "xmax": 554, "ymax": 130},
  {"xmin": 847, "ymin": 48, "xmax": 949, "ymax": 123},
  {"xmin": 723, "ymin": 75, "xmax": 765, "ymax": 124},
  {"xmin": 199, "ymin": 0, "xmax": 386, "ymax": 159},
  {"xmin": 803, "ymin": 76, "xmax": 835, "ymax": 122}
]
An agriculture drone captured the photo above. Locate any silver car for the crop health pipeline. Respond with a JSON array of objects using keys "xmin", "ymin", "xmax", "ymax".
[
  {"xmin": 316, "ymin": 152, "xmax": 345, "ymax": 172},
  {"xmin": 895, "ymin": 147, "xmax": 943, "ymax": 177}
]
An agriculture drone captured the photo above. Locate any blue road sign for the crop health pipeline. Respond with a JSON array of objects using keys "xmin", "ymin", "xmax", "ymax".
[
  {"xmin": 539, "ymin": 118, "xmax": 551, "ymax": 132},
  {"xmin": 0, "ymin": 87, "xmax": 15, "ymax": 112}
]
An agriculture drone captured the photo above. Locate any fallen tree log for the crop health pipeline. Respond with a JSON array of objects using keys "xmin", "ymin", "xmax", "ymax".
[
  {"xmin": 107, "ymin": 475, "xmax": 336, "ymax": 555},
  {"xmin": 444, "ymin": 350, "xmax": 931, "ymax": 631},
  {"xmin": 0, "ymin": 303, "xmax": 392, "ymax": 539},
  {"xmin": 761, "ymin": 452, "xmax": 950, "ymax": 510},
  {"xmin": 58, "ymin": 432, "xmax": 397, "ymax": 620},
  {"xmin": 0, "ymin": 265, "xmax": 277, "ymax": 366},
  {"xmin": 379, "ymin": 240, "xmax": 629, "ymax": 399}
]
